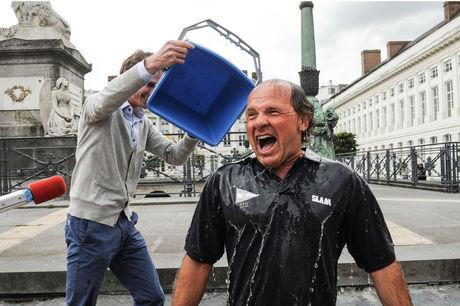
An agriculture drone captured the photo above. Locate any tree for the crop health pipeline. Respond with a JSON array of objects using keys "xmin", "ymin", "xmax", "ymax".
[{"xmin": 333, "ymin": 132, "xmax": 358, "ymax": 155}]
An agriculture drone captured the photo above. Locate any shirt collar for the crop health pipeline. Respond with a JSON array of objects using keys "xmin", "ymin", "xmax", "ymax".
[
  {"xmin": 304, "ymin": 149, "xmax": 322, "ymax": 164},
  {"xmin": 121, "ymin": 101, "xmax": 144, "ymax": 119}
]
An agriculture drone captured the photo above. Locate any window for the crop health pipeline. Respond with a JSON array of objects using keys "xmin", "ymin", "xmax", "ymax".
[
  {"xmin": 238, "ymin": 134, "xmax": 246, "ymax": 146},
  {"xmin": 369, "ymin": 112, "xmax": 373, "ymax": 131},
  {"xmin": 358, "ymin": 104, "xmax": 361, "ymax": 112},
  {"xmin": 444, "ymin": 60, "xmax": 452, "ymax": 72},
  {"xmin": 382, "ymin": 106, "xmax": 387, "ymax": 128},
  {"xmin": 161, "ymin": 119, "xmax": 168, "ymax": 125},
  {"xmin": 328, "ymin": 87, "xmax": 336, "ymax": 95},
  {"xmin": 390, "ymin": 103, "xmax": 395, "ymax": 126},
  {"xmin": 357, "ymin": 116, "xmax": 361, "ymax": 134},
  {"xmin": 432, "ymin": 86, "xmax": 439, "ymax": 120},
  {"xmin": 389, "ymin": 143, "xmax": 394, "ymax": 150},
  {"xmin": 444, "ymin": 134, "xmax": 452, "ymax": 142},
  {"xmin": 224, "ymin": 133, "xmax": 231, "ymax": 146},
  {"xmin": 408, "ymin": 140, "xmax": 413, "ymax": 147},
  {"xmin": 418, "ymin": 138, "xmax": 425, "ymax": 145},
  {"xmin": 375, "ymin": 95, "xmax": 379, "ymax": 104},
  {"xmin": 353, "ymin": 106, "xmax": 355, "ymax": 114},
  {"xmin": 409, "ymin": 96, "xmax": 415, "ymax": 126},
  {"xmin": 430, "ymin": 136, "xmax": 437, "ymax": 144},
  {"xmin": 348, "ymin": 109, "xmax": 351, "ymax": 116},
  {"xmin": 381, "ymin": 145, "xmax": 386, "ymax": 150},
  {"xmin": 431, "ymin": 66, "xmax": 438, "ymax": 78},
  {"xmin": 445, "ymin": 80, "xmax": 454, "ymax": 117},
  {"xmin": 352, "ymin": 119, "xmax": 356, "ymax": 133},
  {"xmin": 375, "ymin": 109, "xmax": 380, "ymax": 129},
  {"xmin": 369, "ymin": 99, "xmax": 373, "ymax": 107},
  {"xmin": 398, "ymin": 83, "xmax": 404, "ymax": 93},
  {"xmin": 363, "ymin": 101, "xmax": 367, "ymax": 109},
  {"xmin": 408, "ymin": 78, "xmax": 414, "ymax": 89},
  {"xmin": 390, "ymin": 87, "xmax": 395, "ymax": 97},
  {"xmin": 399, "ymin": 100, "xmax": 405, "ymax": 125},
  {"xmin": 419, "ymin": 73, "xmax": 425, "ymax": 84},
  {"xmin": 420, "ymin": 91, "xmax": 426, "ymax": 124},
  {"xmin": 363, "ymin": 114, "xmax": 367, "ymax": 132},
  {"xmin": 210, "ymin": 155, "xmax": 218, "ymax": 171},
  {"xmin": 382, "ymin": 91, "xmax": 386, "ymax": 100}
]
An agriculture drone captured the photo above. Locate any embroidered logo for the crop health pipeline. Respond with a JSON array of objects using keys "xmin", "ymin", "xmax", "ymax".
[
  {"xmin": 235, "ymin": 188, "xmax": 259, "ymax": 204},
  {"xmin": 312, "ymin": 195, "xmax": 331, "ymax": 206}
]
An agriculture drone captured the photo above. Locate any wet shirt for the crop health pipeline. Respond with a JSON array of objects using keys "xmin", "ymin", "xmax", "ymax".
[{"xmin": 185, "ymin": 151, "xmax": 395, "ymax": 306}]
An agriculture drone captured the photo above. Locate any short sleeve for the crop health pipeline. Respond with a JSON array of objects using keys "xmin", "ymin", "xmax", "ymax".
[
  {"xmin": 344, "ymin": 173, "xmax": 396, "ymax": 273},
  {"xmin": 185, "ymin": 172, "xmax": 226, "ymax": 264}
]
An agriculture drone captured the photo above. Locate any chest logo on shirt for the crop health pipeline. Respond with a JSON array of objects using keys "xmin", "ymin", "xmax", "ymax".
[
  {"xmin": 312, "ymin": 194, "xmax": 331, "ymax": 206},
  {"xmin": 235, "ymin": 188, "xmax": 259, "ymax": 205}
]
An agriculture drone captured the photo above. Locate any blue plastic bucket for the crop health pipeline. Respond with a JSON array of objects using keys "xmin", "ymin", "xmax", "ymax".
[{"xmin": 146, "ymin": 42, "xmax": 255, "ymax": 146}]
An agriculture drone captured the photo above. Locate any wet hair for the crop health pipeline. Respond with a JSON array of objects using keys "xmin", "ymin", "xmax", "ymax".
[
  {"xmin": 261, "ymin": 79, "xmax": 315, "ymax": 142},
  {"xmin": 119, "ymin": 49, "xmax": 153, "ymax": 74}
]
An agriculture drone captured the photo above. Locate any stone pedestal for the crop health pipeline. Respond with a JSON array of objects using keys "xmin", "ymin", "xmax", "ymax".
[{"xmin": 0, "ymin": 39, "xmax": 91, "ymax": 137}]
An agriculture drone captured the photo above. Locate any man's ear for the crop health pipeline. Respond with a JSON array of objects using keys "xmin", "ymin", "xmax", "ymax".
[{"xmin": 299, "ymin": 115, "xmax": 310, "ymax": 132}]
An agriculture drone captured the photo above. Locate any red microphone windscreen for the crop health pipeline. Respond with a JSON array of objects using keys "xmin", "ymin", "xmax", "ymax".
[{"xmin": 28, "ymin": 176, "xmax": 67, "ymax": 204}]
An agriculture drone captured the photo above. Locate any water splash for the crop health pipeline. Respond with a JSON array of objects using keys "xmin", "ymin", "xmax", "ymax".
[
  {"xmin": 246, "ymin": 207, "xmax": 276, "ymax": 305},
  {"xmin": 309, "ymin": 212, "xmax": 333, "ymax": 292}
]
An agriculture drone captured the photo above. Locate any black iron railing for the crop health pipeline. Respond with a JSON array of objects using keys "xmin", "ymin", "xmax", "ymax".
[
  {"xmin": 2, "ymin": 136, "xmax": 457, "ymax": 197},
  {"xmin": 336, "ymin": 142, "xmax": 459, "ymax": 193}
]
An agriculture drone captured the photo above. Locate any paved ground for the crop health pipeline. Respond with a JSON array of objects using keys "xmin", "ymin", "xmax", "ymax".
[
  {"xmin": 0, "ymin": 184, "xmax": 459, "ymax": 302},
  {"xmin": 2, "ymin": 184, "xmax": 459, "ymax": 273},
  {"xmin": 1, "ymin": 283, "xmax": 460, "ymax": 305}
]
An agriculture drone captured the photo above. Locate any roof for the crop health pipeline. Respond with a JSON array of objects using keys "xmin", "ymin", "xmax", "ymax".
[{"xmin": 329, "ymin": 9, "xmax": 460, "ymax": 100}]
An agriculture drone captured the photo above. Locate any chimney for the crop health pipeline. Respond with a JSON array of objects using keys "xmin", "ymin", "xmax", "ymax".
[
  {"xmin": 361, "ymin": 50, "xmax": 381, "ymax": 75},
  {"xmin": 387, "ymin": 41, "xmax": 410, "ymax": 59},
  {"xmin": 107, "ymin": 75, "xmax": 117, "ymax": 82},
  {"xmin": 444, "ymin": 1, "xmax": 460, "ymax": 22}
]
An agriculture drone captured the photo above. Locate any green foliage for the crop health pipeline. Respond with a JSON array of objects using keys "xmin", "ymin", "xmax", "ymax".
[
  {"xmin": 144, "ymin": 153, "xmax": 162, "ymax": 171},
  {"xmin": 333, "ymin": 132, "xmax": 358, "ymax": 154}
]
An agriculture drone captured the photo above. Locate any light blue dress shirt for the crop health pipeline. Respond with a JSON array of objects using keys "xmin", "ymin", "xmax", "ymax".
[{"xmin": 121, "ymin": 61, "xmax": 153, "ymax": 150}]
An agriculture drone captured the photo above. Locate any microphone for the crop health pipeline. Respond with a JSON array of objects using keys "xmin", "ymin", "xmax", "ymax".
[{"xmin": 0, "ymin": 176, "xmax": 67, "ymax": 213}]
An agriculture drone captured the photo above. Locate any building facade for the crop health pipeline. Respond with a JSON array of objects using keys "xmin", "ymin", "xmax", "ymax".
[{"xmin": 329, "ymin": 2, "xmax": 460, "ymax": 152}]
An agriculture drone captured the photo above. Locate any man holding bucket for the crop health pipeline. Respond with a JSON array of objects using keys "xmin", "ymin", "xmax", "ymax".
[
  {"xmin": 173, "ymin": 79, "xmax": 412, "ymax": 305},
  {"xmin": 66, "ymin": 40, "xmax": 198, "ymax": 305}
]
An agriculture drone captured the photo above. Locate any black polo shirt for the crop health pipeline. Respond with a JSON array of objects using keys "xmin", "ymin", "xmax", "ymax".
[{"xmin": 185, "ymin": 150, "xmax": 395, "ymax": 306}]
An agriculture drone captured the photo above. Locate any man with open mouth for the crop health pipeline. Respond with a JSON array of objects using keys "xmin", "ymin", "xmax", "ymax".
[{"xmin": 173, "ymin": 79, "xmax": 412, "ymax": 306}]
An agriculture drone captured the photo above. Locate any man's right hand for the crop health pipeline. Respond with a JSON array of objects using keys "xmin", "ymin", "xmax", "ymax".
[{"xmin": 144, "ymin": 40, "xmax": 194, "ymax": 74}]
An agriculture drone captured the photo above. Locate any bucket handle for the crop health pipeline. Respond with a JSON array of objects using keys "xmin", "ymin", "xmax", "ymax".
[{"xmin": 178, "ymin": 19, "xmax": 262, "ymax": 85}]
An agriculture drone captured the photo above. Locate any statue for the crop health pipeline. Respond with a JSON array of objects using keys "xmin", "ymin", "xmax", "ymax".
[
  {"xmin": 309, "ymin": 106, "xmax": 339, "ymax": 158},
  {"xmin": 46, "ymin": 78, "xmax": 75, "ymax": 136},
  {"xmin": 11, "ymin": 1, "xmax": 71, "ymax": 39}
]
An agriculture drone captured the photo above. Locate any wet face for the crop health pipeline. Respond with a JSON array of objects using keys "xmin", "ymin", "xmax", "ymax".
[
  {"xmin": 128, "ymin": 71, "xmax": 162, "ymax": 108},
  {"xmin": 246, "ymin": 82, "xmax": 310, "ymax": 177}
]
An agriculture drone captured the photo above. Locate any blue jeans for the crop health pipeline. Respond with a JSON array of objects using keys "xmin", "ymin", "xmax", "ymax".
[{"xmin": 65, "ymin": 212, "xmax": 164, "ymax": 306}]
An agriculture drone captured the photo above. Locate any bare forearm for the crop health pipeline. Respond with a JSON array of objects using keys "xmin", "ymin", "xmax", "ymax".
[
  {"xmin": 172, "ymin": 255, "xmax": 212, "ymax": 306},
  {"xmin": 371, "ymin": 261, "xmax": 412, "ymax": 306}
]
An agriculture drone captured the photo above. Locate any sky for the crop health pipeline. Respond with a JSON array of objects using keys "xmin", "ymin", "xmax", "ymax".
[{"xmin": 0, "ymin": 0, "xmax": 443, "ymax": 91}]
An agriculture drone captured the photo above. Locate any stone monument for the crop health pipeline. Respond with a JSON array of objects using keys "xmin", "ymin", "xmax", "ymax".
[
  {"xmin": 0, "ymin": 1, "xmax": 91, "ymax": 137},
  {"xmin": 299, "ymin": 2, "xmax": 339, "ymax": 158}
]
